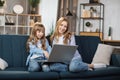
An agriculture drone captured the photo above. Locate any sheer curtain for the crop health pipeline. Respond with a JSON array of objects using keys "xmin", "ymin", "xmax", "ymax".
[{"xmin": 57, "ymin": 0, "xmax": 78, "ymax": 33}]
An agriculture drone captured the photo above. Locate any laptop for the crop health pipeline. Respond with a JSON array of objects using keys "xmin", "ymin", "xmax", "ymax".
[{"xmin": 47, "ymin": 44, "xmax": 78, "ymax": 64}]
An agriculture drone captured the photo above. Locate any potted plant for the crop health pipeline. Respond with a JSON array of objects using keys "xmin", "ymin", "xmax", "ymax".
[
  {"xmin": 108, "ymin": 26, "xmax": 112, "ymax": 40},
  {"xmin": 49, "ymin": 22, "xmax": 54, "ymax": 36},
  {"xmin": 89, "ymin": 0, "xmax": 99, "ymax": 3},
  {"xmin": 29, "ymin": 0, "xmax": 40, "ymax": 14},
  {"xmin": 0, "ymin": 0, "xmax": 5, "ymax": 6},
  {"xmin": 0, "ymin": 0, "xmax": 5, "ymax": 13},
  {"xmin": 85, "ymin": 21, "xmax": 92, "ymax": 32}
]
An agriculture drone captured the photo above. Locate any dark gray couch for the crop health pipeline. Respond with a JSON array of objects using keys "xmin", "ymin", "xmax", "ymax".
[{"xmin": 0, "ymin": 35, "xmax": 120, "ymax": 80}]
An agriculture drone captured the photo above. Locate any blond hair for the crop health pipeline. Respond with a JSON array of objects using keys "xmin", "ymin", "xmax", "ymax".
[
  {"xmin": 50, "ymin": 17, "xmax": 72, "ymax": 44},
  {"xmin": 26, "ymin": 23, "xmax": 46, "ymax": 51}
]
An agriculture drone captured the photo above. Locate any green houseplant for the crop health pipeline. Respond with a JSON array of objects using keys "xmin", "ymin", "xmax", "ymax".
[
  {"xmin": 108, "ymin": 26, "xmax": 112, "ymax": 40},
  {"xmin": 48, "ymin": 22, "xmax": 54, "ymax": 36},
  {"xmin": 0, "ymin": 0, "xmax": 5, "ymax": 7},
  {"xmin": 108, "ymin": 27, "xmax": 112, "ymax": 36},
  {"xmin": 29, "ymin": 0, "xmax": 40, "ymax": 14}
]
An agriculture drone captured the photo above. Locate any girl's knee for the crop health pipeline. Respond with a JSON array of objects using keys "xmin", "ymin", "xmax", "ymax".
[
  {"xmin": 69, "ymin": 63, "xmax": 78, "ymax": 72},
  {"xmin": 28, "ymin": 64, "xmax": 40, "ymax": 72},
  {"xmin": 50, "ymin": 63, "xmax": 68, "ymax": 72},
  {"xmin": 42, "ymin": 64, "xmax": 50, "ymax": 72},
  {"xmin": 28, "ymin": 60, "xmax": 41, "ymax": 72},
  {"xmin": 69, "ymin": 60, "xmax": 88, "ymax": 72}
]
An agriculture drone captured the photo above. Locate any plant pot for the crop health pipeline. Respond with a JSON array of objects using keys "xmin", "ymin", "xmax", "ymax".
[
  {"xmin": 29, "ymin": 19, "xmax": 35, "ymax": 27},
  {"xmin": 86, "ymin": 28, "xmax": 91, "ymax": 32},
  {"xmin": 31, "ymin": 7, "xmax": 36, "ymax": 14},
  {"xmin": 108, "ymin": 36, "xmax": 112, "ymax": 40},
  {"xmin": 0, "ymin": 7, "xmax": 4, "ymax": 13}
]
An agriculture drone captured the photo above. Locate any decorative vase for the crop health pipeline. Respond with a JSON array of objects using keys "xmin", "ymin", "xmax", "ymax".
[
  {"xmin": 86, "ymin": 28, "xmax": 91, "ymax": 32},
  {"xmin": 108, "ymin": 36, "xmax": 112, "ymax": 40},
  {"xmin": 29, "ymin": 19, "xmax": 35, "ymax": 27},
  {"xmin": 31, "ymin": 7, "xmax": 36, "ymax": 14},
  {"xmin": 0, "ymin": 6, "xmax": 4, "ymax": 13}
]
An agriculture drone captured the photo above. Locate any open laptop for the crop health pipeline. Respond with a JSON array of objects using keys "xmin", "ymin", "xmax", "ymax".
[{"xmin": 47, "ymin": 44, "xmax": 78, "ymax": 63}]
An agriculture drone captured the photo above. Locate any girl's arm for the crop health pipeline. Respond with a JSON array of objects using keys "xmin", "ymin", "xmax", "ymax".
[
  {"xmin": 69, "ymin": 35, "xmax": 76, "ymax": 45},
  {"xmin": 29, "ymin": 42, "xmax": 44, "ymax": 54},
  {"xmin": 46, "ymin": 39, "xmax": 52, "ymax": 54},
  {"xmin": 69, "ymin": 35, "xmax": 82, "ymax": 60},
  {"xmin": 26, "ymin": 42, "xmax": 44, "ymax": 66},
  {"xmin": 43, "ymin": 39, "xmax": 52, "ymax": 59},
  {"xmin": 43, "ymin": 50, "xmax": 49, "ymax": 59}
]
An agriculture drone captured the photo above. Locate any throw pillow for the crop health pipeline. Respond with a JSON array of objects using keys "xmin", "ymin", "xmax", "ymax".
[
  {"xmin": 92, "ymin": 43, "xmax": 114, "ymax": 65},
  {"xmin": 0, "ymin": 58, "xmax": 8, "ymax": 70}
]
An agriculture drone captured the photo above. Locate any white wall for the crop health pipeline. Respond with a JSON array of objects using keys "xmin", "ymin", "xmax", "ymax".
[
  {"xmin": 39, "ymin": 0, "xmax": 58, "ymax": 36},
  {"xmin": 101, "ymin": 0, "xmax": 120, "ymax": 40},
  {"xmin": 77, "ymin": 0, "xmax": 120, "ymax": 40},
  {"xmin": 39, "ymin": 0, "xmax": 120, "ymax": 40}
]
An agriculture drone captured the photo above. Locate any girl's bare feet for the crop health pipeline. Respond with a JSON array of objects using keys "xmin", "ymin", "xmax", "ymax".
[{"xmin": 88, "ymin": 64, "xmax": 94, "ymax": 69}]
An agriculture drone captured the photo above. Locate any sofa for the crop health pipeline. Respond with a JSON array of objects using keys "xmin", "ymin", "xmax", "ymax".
[{"xmin": 0, "ymin": 35, "xmax": 120, "ymax": 80}]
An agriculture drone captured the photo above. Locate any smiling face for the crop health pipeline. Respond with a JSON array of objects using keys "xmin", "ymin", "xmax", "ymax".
[
  {"xmin": 50, "ymin": 17, "xmax": 70, "ymax": 44},
  {"xmin": 58, "ymin": 21, "xmax": 68, "ymax": 35},
  {"xmin": 36, "ymin": 30, "xmax": 44, "ymax": 39},
  {"xmin": 55, "ymin": 18, "xmax": 69, "ymax": 37},
  {"xmin": 31, "ymin": 23, "xmax": 45, "ymax": 40}
]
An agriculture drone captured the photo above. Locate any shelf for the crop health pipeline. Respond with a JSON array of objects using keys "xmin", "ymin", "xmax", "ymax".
[
  {"xmin": 5, "ymin": 23, "xmax": 15, "ymax": 25},
  {"xmin": 80, "ymin": 32, "xmax": 103, "ymax": 40},
  {"xmin": 102, "ymin": 40, "xmax": 120, "ymax": 43},
  {"xmin": 0, "ymin": 13, "xmax": 41, "ymax": 16},
  {"xmin": 102, "ymin": 40, "xmax": 120, "ymax": 46},
  {"xmin": 0, "ymin": 13, "xmax": 41, "ymax": 35},
  {"xmin": 80, "ymin": 3, "xmax": 104, "ymax": 6},
  {"xmin": 80, "ymin": 17, "xmax": 103, "ymax": 19},
  {"xmin": 79, "ymin": 3, "xmax": 104, "ymax": 39}
]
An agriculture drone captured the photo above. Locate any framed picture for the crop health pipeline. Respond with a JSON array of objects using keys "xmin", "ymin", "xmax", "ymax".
[{"xmin": 5, "ymin": 16, "xmax": 14, "ymax": 23}]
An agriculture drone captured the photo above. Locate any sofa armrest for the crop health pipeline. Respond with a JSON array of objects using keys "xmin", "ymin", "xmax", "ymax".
[{"xmin": 110, "ymin": 53, "xmax": 120, "ymax": 67}]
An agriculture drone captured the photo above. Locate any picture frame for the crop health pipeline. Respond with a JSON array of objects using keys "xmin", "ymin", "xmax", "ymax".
[
  {"xmin": 5, "ymin": 16, "xmax": 14, "ymax": 23},
  {"xmin": 5, "ymin": 16, "xmax": 15, "ymax": 25}
]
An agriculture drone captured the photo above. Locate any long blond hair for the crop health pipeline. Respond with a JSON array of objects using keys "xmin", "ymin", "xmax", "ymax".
[
  {"xmin": 50, "ymin": 17, "xmax": 72, "ymax": 44},
  {"xmin": 26, "ymin": 23, "xmax": 46, "ymax": 52}
]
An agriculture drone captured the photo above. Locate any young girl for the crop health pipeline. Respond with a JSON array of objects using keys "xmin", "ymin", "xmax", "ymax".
[{"xmin": 26, "ymin": 23, "xmax": 51, "ymax": 72}]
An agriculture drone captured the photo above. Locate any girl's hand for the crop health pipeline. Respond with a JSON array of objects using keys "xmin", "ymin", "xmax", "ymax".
[{"xmin": 43, "ymin": 51, "xmax": 49, "ymax": 59}]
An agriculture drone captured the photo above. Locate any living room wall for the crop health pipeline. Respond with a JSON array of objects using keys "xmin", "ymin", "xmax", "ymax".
[
  {"xmin": 39, "ymin": 0, "xmax": 120, "ymax": 40},
  {"xmin": 39, "ymin": 0, "xmax": 58, "ymax": 36},
  {"xmin": 5, "ymin": 0, "xmax": 27, "ymax": 13},
  {"xmin": 76, "ymin": 0, "xmax": 120, "ymax": 40},
  {"xmin": 3, "ymin": 0, "xmax": 120, "ymax": 39}
]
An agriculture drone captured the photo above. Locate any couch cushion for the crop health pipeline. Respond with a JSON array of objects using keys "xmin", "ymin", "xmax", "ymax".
[
  {"xmin": 0, "ymin": 58, "xmax": 8, "ymax": 70},
  {"xmin": 75, "ymin": 36, "xmax": 101, "ymax": 63},
  {"xmin": 59, "ymin": 66, "xmax": 120, "ymax": 79},
  {"xmin": 4, "ymin": 67, "xmax": 27, "ymax": 71},
  {"xmin": 0, "ymin": 71, "xmax": 59, "ymax": 80},
  {"xmin": 110, "ymin": 54, "xmax": 120, "ymax": 67},
  {"xmin": 92, "ymin": 43, "xmax": 114, "ymax": 65},
  {"xmin": 0, "ymin": 35, "xmax": 29, "ymax": 67},
  {"xmin": 1, "ymin": 66, "xmax": 59, "ymax": 80}
]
